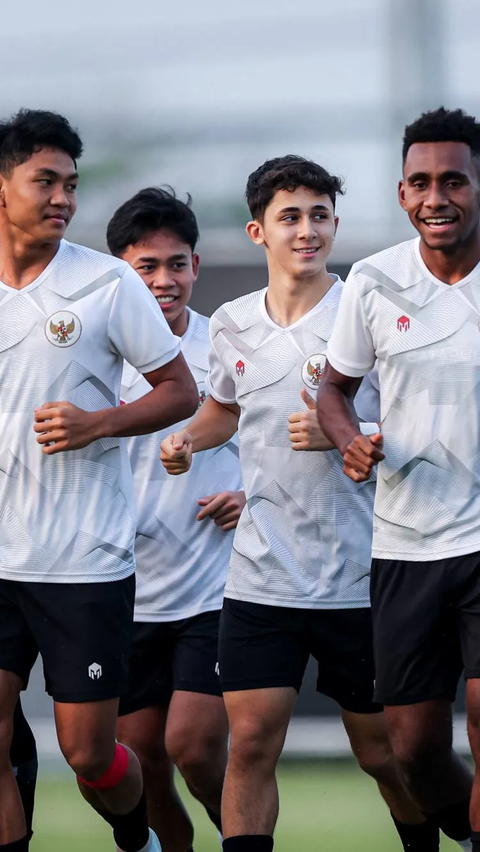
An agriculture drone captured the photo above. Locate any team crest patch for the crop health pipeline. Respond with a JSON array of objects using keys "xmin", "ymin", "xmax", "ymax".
[
  {"xmin": 45, "ymin": 312, "xmax": 82, "ymax": 347},
  {"xmin": 301, "ymin": 354, "xmax": 326, "ymax": 389},
  {"xmin": 197, "ymin": 381, "xmax": 208, "ymax": 409}
]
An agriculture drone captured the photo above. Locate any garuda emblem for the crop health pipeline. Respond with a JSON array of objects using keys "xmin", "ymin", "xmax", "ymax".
[
  {"xmin": 301, "ymin": 353, "xmax": 326, "ymax": 390},
  {"xmin": 51, "ymin": 317, "xmax": 75, "ymax": 344},
  {"xmin": 45, "ymin": 312, "xmax": 82, "ymax": 347}
]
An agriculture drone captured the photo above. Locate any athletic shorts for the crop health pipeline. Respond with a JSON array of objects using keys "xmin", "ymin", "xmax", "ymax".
[
  {"xmin": 0, "ymin": 575, "xmax": 135, "ymax": 703},
  {"xmin": 370, "ymin": 555, "xmax": 480, "ymax": 705},
  {"xmin": 219, "ymin": 599, "xmax": 381, "ymax": 714},
  {"xmin": 118, "ymin": 610, "xmax": 222, "ymax": 717}
]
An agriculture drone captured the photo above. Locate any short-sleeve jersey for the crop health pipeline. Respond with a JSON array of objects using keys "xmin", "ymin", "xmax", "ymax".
[
  {"xmin": 206, "ymin": 279, "xmax": 380, "ymax": 609},
  {"xmin": 121, "ymin": 309, "xmax": 242, "ymax": 622},
  {"xmin": 327, "ymin": 237, "xmax": 480, "ymax": 562},
  {"xmin": 0, "ymin": 240, "xmax": 180, "ymax": 583}
]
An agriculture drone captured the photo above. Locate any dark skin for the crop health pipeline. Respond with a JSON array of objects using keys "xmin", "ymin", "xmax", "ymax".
[{"xmin": 317, "ymin": 138, "xmax": 480, "ymax": 830}]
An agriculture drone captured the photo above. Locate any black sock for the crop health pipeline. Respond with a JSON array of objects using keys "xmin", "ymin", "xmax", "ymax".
[
  {"xmin": 472, "ymin": 830, "xmax": 480, "ymax": 850},
  {"xmin": 205, "ymin": 806, "xmax": 222, "ymax": 834},
  {"xmin": 425, "ymin": 797, "xmax": 471, "ymax": 841},
  {"xmin": 391, "ymin": 814, "xmax": 440, "ymax": 851},
  {"xmin": 0, "ymin": 838, "xmax": 30, "ymax": 851},
  {"xmin": 223, "ymin": 837, "xmax": 273, "ymax": 852},
  {"xmin": 10, "ymin": 701, "xmax": 38, "ymax": 837},
  {"xmin": 97, "ymin": 790, "xmax": 150, "ymax": 852}
]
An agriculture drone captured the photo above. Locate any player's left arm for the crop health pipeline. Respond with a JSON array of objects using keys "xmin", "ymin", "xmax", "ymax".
[
  {"xmin": 196, "ymin": 490, "xmax": 246, "ymax": 532},
  {"xmin": 33, "ymin": 353, "xmax": 198, "ymax": 454},
  {"xmin": 288, "ymin": 388, "xmax": 335, "ymax": 451}
]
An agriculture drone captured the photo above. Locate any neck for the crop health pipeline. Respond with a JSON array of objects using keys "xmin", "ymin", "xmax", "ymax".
[
  {"xmin": 0, "ymin": 228, "xmax": 61, "ymax": 290},
  {"xmin": 169, "ymin": 307, "xmax": 189, "ymax": 338},
  {"xmin": 265, "ymin": 265, "xmax": 334, "ymax": 328},
  {"xmin": 419, "ymin": 229, "xmax": 480, "ymax": 285}
]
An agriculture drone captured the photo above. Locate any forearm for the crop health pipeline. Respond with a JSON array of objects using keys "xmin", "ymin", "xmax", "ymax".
[
  {"xmin": 186, "ymin": 396, "xmax": 239, "ymax": 453},
  {"xmin": 93, "ymin": 380, "xmax": 198, "ymax": 439},
  {"xmin": 317, "ymin": 382, "xmax": 362, "ymax": 455}
]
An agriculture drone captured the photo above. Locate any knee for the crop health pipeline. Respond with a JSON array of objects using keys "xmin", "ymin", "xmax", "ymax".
[
  {"xmin": 166, "ymin": 727, "xmax": 225, "ymax": 781},
  {"xmin": 228, "ymin": 717, "xmax": 282, "ymax": 771},
  {"xmin": 60, "ymin": 739, "xmax": 115, "ymax": 781},
  {"xmin": 355, "ymin": 738, "xmax": 395, "ymax": 783},
  {"xmin": 391, "ymin": 734, "xmax": 448, "ymax": 782}
]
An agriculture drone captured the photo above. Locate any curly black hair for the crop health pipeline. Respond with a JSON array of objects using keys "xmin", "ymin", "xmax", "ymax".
[
  {"xmin": 0, "ymin": 108, "xmax": 82, "ymax": 175},
  {"xmin": 107, "ymin": 186, "xmax": 199, "ymax": 256},
  {"xmin": 246, "ymin": 155, "xmax": 344, "ymax": 221},
  {"xmin": 403, "ymin": 107, "xmax": 480, "ymax": 162}
]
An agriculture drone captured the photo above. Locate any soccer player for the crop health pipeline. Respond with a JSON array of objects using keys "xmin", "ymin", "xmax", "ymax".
[
  {"xmin": 0, "ymin": 109, "xmax": 198, "ymax": 852},
  {"xmin": 106, "ymin": 187, "xmax": 243, "ymax": 852},
  {"xmin": 317, "ymin": 107, "xmax": 480, "ymax": 851},
  {"xmin": 161, "ymin": 156, "xmax": 435, "ymax": 852}
]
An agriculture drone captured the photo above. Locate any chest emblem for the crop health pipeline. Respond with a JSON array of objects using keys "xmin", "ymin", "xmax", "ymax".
[
  {"xmin": 397, "ymin": 315, "xmax": 410, "ymax": 333},
  {"xmin": 301, "ymin": 354, "xmax": 326, "ymax": 389},
  {"xmin": 45, "ymin": 312, "xmax": 82, "ymax": 347},
  {"xmin": 236, "ymin": 360, "xmax": 245, "ymax": 376}
]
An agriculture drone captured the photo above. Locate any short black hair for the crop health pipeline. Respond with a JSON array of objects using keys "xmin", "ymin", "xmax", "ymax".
[
  {"xmin": 0, "ymin": 108, "xmax": 83, "ymax": 176},
  {"xmin": 403, "ymin": 107, "xmax": 480, "ymax": 163},
  {"xmin": 107, "ymin": 186, "xmax": 199, "ymax": 257},
  {"xmin": 246, "ymin": 155, "xmax": 344, "ymax": 221}
]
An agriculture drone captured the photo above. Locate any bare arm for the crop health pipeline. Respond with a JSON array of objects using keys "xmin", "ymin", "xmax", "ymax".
[
  {"xmin": 160, "ymin": 395, "xmax": 240, "ymax": 475},
  {"xmin": 317, "ymin": 362, "xmax": 384, "ymax": 482},
  {"xmin": 34, "ymin": 352, "xmax": 198, "ymax": 454}
]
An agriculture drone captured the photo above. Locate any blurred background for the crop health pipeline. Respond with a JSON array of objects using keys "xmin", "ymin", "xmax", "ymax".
[{"xmin": 7, "ymin": 0, "xmax": 475, "ymax": 847}]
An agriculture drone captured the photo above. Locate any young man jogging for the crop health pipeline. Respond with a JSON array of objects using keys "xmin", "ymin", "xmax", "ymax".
[
  {"xmin": 0, "ymin": 109, "xmax": 198, "ymax": 852},
  {"xmin": 107, "ymin": 187, "xmax": 243, "ymax": 852},
  {"xmin": 161, "ymin": 156, "xmax": 434, "ymax": 852},
  {"xmin": 317, "ymin": 106, "xmax": 480, "ymax": 851}
]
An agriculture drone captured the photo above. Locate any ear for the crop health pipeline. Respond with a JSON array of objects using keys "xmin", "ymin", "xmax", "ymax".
[
  {"xmin": 246, "ymin": 219, "xmax": 265, "ymax": 246},
  {"xmin": 333, "ymin": 215, "xmax": 339, "ymax": 237},
  {"xmin": 398, "ymin": 179, "xmax": 407, "ymax": 211},
  {"xmin": 0, "ymin": 176, "xmax": 6, "ymax": 208},
  {"xmin": 192, "ymin": 252, "xmax": 200, "ymax": 280}
]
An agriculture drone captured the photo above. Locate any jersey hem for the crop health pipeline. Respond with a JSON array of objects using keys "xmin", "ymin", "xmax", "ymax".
[
  {"xmin": 224, "ymin": 592, "xmax": 370, "ymax": 610},
  {"xmin": 372, "ymin": 541, "xmax": 480, "ymax": 562},
  {"xmin": 133, "ymin": 600, "xmax": 224, "ymax": 622},
  {"xmin": 0, "ymin": 566, "xmax": 135, "ymax": 584}
]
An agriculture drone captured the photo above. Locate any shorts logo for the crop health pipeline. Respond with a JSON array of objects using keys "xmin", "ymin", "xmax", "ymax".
[
  {"xmin": 46, "ymin": 312, "xmax": 82, "ymax": 347},
  {"xmin": 397, "ymin": 315, "xmax": 410, "ymax": 332},
  {"xmin": 301, "ymin": 354, "xmax": 326, "ymax": 389},
  {"xmin": 236, "ymin": 360, "xmax": 245, "ymax": 376},
  {"xmin": 215, "ymin": 662, "xmax": 220, "ymax": 676},
  {"xmin": 88, "ymin": 662, "xmax": 102, "ymax": 680}
]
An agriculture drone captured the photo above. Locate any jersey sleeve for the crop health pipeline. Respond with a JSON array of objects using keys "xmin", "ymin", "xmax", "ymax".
[
  {"xmin": 108, "ymin": 264, "xmax": 181, "ymax": 373},
  {"xmin": 205, "ymin": 314, "xmax": 237, "ymax": 404},
  {"xmin": 326, "ymin": 269, "xmax": 376, "ymax": 377}
]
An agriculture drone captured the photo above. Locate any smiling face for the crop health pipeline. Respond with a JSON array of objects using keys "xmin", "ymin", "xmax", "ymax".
[
  {"xmin": 0, "ymin": 146, "xmax": 78, "ymax": 244},
  {"xmin": 247, "ymin": 186, "xmax": 338, "ymax": 280},
  {"xmin": 399, "ymin": 141, "xmax": 480, "ymax": 252},
  {"xmin": 121, "ymin": 228, "xmax": 199, "ymax": 336}
]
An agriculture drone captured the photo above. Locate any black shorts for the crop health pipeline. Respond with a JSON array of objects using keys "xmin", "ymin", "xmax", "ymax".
[
  {"xmin": 0, "ymin": 575, "xmax": 135, "ymax": 703},
  {"xmin": 118, "ymin": 610, "xmax": 222, "ymax": 717},
  {"xmin": 370, "ymin": 555, "xmax": 480, "ymax": 705},
  {"xmin": 219, "ymin": 599, "xmax": 381, "ymax": 715}
]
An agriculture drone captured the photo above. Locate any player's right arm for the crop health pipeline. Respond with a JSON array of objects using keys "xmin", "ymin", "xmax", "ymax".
[
  {"xmin": 317, "ymin": 269, "xmax": 384, "ymax": 482},
  {"xmin": 160, "ymin": 396, "xmax": 240, "ymax": 475}
]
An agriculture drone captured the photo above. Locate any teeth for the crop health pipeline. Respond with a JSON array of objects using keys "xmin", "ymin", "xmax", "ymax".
[
  {"xmin": 295, "ymin": 248, "xmax": 318, "ymax": 254},
  {"xmin": 157, "ymin": 296, "xmax": 176, "ymax": 304},
  {"xmin": 424, "ymin": 218, "xmax": 454, "ymax": 224}
]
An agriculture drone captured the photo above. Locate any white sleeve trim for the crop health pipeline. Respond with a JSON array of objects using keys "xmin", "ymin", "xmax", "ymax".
[
  {"xmin": 137, "ymin": 339, "xmax": 182, "ymax": 375},
  {"xmin": 205, "ymin": 375, "xmax": 237, "ymax": 405},
  {"xmin": 326, "ymin": 351, "xmax": 370, "ymax": 379}
]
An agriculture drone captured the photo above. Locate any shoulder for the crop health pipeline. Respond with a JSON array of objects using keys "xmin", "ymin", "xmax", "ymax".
[
  {"xmin": 210, "ymin": 289, "xmax": 266, "ymax": 339},
  {"xmin": 348, "ymin": 239, "xmax": 419, "ymax": 293},
  {"xmin": 182, "ymin": 310, "xmax": 210, "ymax": 369},
  {"xmin": 47, "ymin": 241, "xmax": 128, "ymax": 299}
]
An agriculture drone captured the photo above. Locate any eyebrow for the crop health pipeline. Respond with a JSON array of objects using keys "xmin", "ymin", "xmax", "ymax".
[
  {"xmin": 407, "ymin": 170, "xmax": 466, "ymax": 182},
  {"xmin": 135, "ymin": 253, "xmax": 189, "ymax": 263},
  {"xmin": 33, "ymin": 167, "xmax": 79, "ymax": 180},
  {"xmin": 277, "ymin": 204, "xmax": 330, "ymax": 214}
]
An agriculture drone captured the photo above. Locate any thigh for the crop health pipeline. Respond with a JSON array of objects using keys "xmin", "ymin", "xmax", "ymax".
[
  {"xmin": 219, "ymin": 598, "xmax": 309, "ymax": 693},
  {"xmin": 117, "ymin": 704, "xmax": 170, "ymax": 760},
  {"xmin": 166, "ymin": 690, "xmax": 228, "ymax": 757},
  {"xmin": 309, "ymin": 608, "xmax": 381, "ymax": 714},
  {"xmin": 172, "ymin": 610, "xmax": 222, "ymax": 697},
  {"xmin": 0, "ymin": 580, "xmax": 37, "ymax": 687},
  {"xmin": 23, "ymin": 575, "xmax": 135, "ymax": 703},
  {"xmin": 118, "ymin": 622, "xmax": 174, "ymax": 717},
  {"xmin": 371, "ymin": 558, "xmax": 461, "ymax": 705}
]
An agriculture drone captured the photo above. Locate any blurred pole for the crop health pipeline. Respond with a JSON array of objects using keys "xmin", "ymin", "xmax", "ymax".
[{"xmin": 387, "ymin": 0, "xmax": 445, "ymax": 237}]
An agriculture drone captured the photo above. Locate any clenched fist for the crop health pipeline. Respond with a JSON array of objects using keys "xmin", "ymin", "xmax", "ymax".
[
  {"xmin": 33, "ymin": 401, "xmax": 101, "ymax": 455},
  {"xmin": 342, "ymin": 432, "xmax": 384, "ymax": 482},
  {"xmin": 160, "ymin": 430, "xmax": 193, "ymax": 475},
  {"xmin": 197, "ymin": 490, "xmax": 246, "ymax": 531}
]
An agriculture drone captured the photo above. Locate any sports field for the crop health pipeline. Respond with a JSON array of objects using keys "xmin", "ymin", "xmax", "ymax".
[{"xmin": 32, "ymin": 760, "xmax": 459, "ymax": 851}]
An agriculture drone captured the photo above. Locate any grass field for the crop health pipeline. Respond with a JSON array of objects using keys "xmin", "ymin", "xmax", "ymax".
[{"xmin": 31, "ymin": 760, "xmax": 460, "ymax": 851}]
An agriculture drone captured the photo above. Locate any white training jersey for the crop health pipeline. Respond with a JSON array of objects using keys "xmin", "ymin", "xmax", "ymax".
[
  {"xmin": 122, "ymin": 309, "xmax": 242, "ymax": 622},
  {"xmin": 206, "ymin": 279, "xmax": 380, "ymax": 609},
  {"xmin": 0, "ymin": 239, "xmax": 180, "ymax": 583},
  {"xmin": 327, "ymin": 237, "xmax": 480, "ymax": 562}
]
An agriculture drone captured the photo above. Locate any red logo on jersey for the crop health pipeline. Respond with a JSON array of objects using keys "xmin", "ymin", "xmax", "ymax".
[
  {"xmin": 397, "ymin": 315, "xmax": 410, "ymax": 332},
  {"xmin": 236, "ymin": 360, "xmax": 245, "ymax": 376}
]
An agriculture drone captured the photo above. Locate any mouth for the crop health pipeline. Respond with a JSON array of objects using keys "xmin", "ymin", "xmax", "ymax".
[
  {"xmin": 293, "ymin": 247, "xmax": 320, "ymax": 256},
  {"xmin": 156, "ymin": 295, "xmax": 178, "ymax": 307},
  {"xmin": 45, "ymin": 214, "xmax": 68, "ymax": 224},
  {"xmin": 421, "ymin": 217, "xmax": 458, "ymax": 232}
]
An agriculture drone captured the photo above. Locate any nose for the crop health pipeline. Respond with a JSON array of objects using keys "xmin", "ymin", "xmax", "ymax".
[
  {"xmin": 297, "ymin": 215, "xmax": 316, "ymax": 240},
  {"xmin": 424, "ymin": 182, "xmax": 449, "ymax": 210},
  {"xmin": 151, "ymin": 268, "xmax": 175, "ymax": 290}
]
